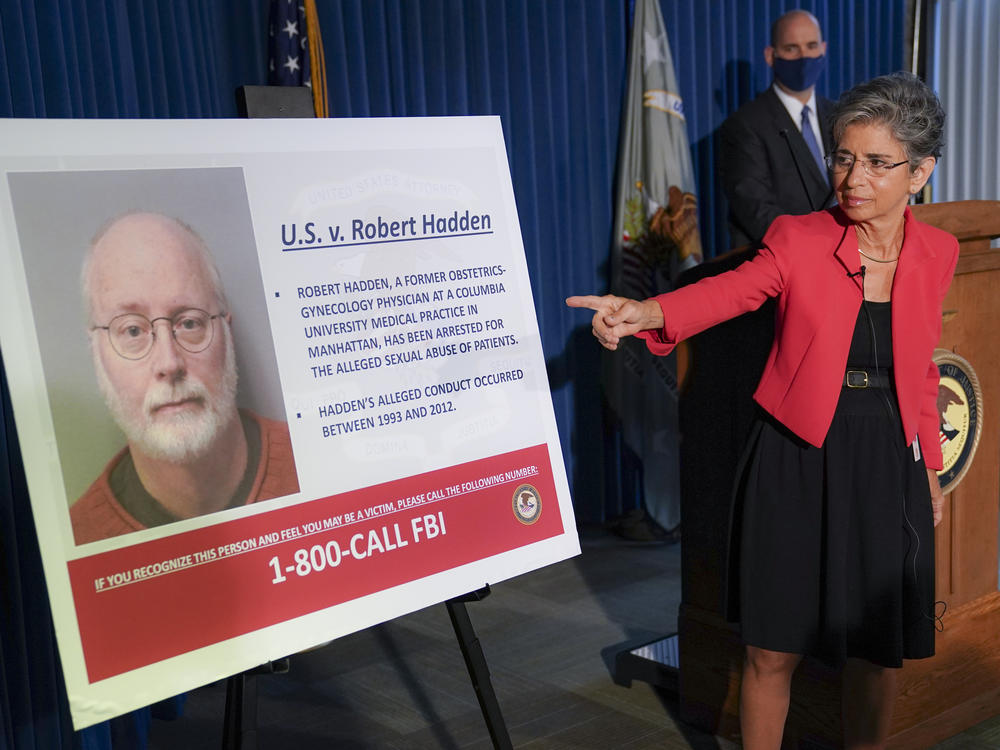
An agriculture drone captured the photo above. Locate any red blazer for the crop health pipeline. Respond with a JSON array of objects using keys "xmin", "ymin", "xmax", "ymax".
[{"xmin": 638, "ymin": 206, "xmax": 959, "ymax": 470}]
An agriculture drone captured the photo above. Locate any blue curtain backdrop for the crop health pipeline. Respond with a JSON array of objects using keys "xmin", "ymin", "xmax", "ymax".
[
  {"xmin": 0, "ymin": 1, "xmax": 904, "ymax": 747},
  {"xmin": 0, "ymin": 0, "xmax": 269, "ymax": 117}
]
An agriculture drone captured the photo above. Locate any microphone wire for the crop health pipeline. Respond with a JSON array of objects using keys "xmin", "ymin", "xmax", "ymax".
[
  {"xmin": 858, "ymin": 267, "xmax": 944, "ymax": 632},
  {"xmin": 779, "ymin": 128, "xmax": 818, "ymax": 212}
]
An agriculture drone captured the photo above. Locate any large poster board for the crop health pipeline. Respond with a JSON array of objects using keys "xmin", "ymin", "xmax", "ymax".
[{"xmin": 0, "ymin": 117, "xmax": 578, "ymax": 729}]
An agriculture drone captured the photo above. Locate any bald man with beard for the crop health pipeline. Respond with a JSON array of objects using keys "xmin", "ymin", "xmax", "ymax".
[{"xmin": 70, "ymin": 212, "xmax": 298, "ymax": 544}]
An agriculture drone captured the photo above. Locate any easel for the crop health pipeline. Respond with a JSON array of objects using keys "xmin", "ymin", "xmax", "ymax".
[
  {"xmin": 227, "ymin": 87, "xmax": 512, "ymax": 749},
  {"xmin": 221, "ymin": 585, "xmax": 512, "ymax": 749}
]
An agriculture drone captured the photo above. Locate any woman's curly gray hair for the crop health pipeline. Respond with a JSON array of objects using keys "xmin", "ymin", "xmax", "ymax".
[{"xmin": 831, "ymin": 71, "xmax": 945, "ymax": 166}]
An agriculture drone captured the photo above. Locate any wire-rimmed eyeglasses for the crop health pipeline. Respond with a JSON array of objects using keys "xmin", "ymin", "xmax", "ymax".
[
  {"xmin": 91, "ymin": 308, "xmax": 225, "ymax": 360},
  {"xmin": 824, "ymin": 152, "xmax": 910, "ymax": 177}
]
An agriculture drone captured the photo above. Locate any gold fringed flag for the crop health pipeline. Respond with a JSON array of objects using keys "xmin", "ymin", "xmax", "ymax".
[
  {"xmin": 605, "ymin": 0, "xmax": 702, "ymax": 532},
  {"xmin": 269, "ymin": 0, "xmax": 329, "ymax": 117}
]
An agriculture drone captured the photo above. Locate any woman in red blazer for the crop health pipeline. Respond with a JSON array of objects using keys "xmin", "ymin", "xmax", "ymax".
[{"xmin": 569, "ymin": 72, "xmax": 957, "ymax": 749}]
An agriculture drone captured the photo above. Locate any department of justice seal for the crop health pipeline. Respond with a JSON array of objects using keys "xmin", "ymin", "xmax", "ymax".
[
  {"xmin": 934, "ymin": 349, "xmax": 983, "ymax": 495},
  {"xmin": 512, "ymin": 484, "xmax": 541, "ymax": 525}
]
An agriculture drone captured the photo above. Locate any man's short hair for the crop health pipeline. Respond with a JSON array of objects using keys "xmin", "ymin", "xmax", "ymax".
[
  {"xmin": 81, "ymin": 211, "xmax": 229, "ymax": 325},
  {"xmin": 770, "ymin": 9, "xmax": 823, "ymax": 48}
]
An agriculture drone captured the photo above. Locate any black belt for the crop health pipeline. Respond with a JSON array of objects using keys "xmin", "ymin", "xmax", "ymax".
[{"xmin": 843, "ymin": 369, "xmax": 892, "ymax": 389}]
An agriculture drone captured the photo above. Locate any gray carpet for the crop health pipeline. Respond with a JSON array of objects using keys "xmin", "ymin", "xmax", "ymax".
[{"xmin": 146, "ymin": 525, "xmax": 1000, "ymax": 749}]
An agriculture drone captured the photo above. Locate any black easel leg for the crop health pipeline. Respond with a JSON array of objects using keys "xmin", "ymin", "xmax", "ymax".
[
  {"xmin": 221, "ymin": 671, "xmax": 258, "ymax": 750},
  {"xmin": 219, "ymin": 658, "xmax": 289, "ymax": 749},
  {"xmin": 446, "ymin": 586, "xmax": 513, "ymax": 750}
]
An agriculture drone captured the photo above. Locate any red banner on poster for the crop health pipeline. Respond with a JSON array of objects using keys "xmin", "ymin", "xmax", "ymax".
[{"xmin": 68, "ymin": 444, "xmax": 560, "ymax": 682}]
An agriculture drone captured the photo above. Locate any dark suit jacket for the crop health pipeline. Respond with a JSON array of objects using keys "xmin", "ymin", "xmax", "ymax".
[
  {"xmin": 719, "ymin": 85, "xmax": 835, "ymax": 248},
  {"xmin": 638, "ymin": 206, "xmax": 959, "ymax": 471}
]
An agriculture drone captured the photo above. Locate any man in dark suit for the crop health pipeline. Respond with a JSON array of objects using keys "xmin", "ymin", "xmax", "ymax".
[{"xmin": 720, "ymin": 9, "xmax": 835, "ymax": 248}]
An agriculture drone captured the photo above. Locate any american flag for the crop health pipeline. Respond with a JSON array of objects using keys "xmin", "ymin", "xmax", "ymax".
[{"xmin": 269, "ymin": 0, "xmax": 311, "ymax": 88}]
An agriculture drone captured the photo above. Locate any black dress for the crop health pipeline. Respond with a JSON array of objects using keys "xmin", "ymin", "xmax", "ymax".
[{"xmin": 735, "ymin": 301, "xmax": 936, "ymax": 668}]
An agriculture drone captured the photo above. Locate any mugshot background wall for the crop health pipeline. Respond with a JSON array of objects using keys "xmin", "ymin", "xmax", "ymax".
[{"xmin": 8, "ymin": 167, "xmax": 286, "ymax": 507}]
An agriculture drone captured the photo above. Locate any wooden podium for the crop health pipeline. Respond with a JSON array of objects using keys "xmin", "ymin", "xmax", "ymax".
[{"xmin": 675, "ymin": 200, "xmax": 1000, "ymax": 748}]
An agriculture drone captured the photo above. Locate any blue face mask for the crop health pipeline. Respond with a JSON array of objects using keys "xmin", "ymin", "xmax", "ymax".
[{"xmin": 772, "ymin": 54, "xmax": 826, "ymax": 92}]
